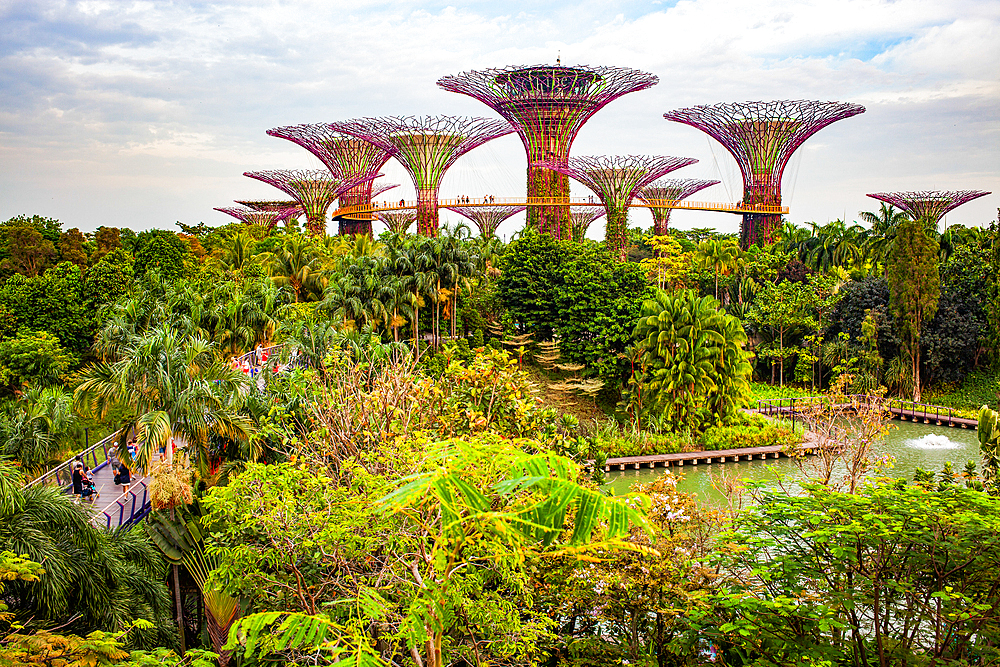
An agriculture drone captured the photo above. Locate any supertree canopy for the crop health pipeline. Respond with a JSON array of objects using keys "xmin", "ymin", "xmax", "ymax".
[
  {"xmin": 438, "ymin": 64, "xmax": 659, "ymax": 237},
  {"xmin": 329, "ymin": 116, "xmax": 514, "ymax": 236},
  {"xmin": 214, "ymin": 206, "xmax": 287, "ymax": 230},
  {"xmin": 663, "ymin": 100, "xmax": 865, "ymax": 248},
  {"xmin": 639, "ymin": 179, "xmax": 720, "ymax": 235},
  {"xmin": 266, "ymin": 124, "xmax": 394, "ymax": 236},
  {"xmin": 243, "ymin": 169, "xmax": 378, "ymax": 236},
  {"xmin": 569, "ymin": 206, "xmax": 606, "ymax": 242},
  {"xmin": 866, "ymin": 190, "xmax": 991, "ymax": 229},
  {"xmin": 236, "ymin": 199, "xmax": 304, "ymax": 224},
  {"xmin": 444, "ymin": 205, "xmax": 526, "ymax": 240},
  {"xmin": 375, "ymin": 210, "xmax": 417, "ymax": 235},
  {"xmin": 532, "ymin": 155, "xmax": 697, "ymax": 260}
]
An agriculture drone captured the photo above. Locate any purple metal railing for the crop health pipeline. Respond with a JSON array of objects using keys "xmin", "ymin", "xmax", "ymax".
[{"xmin": 27, "ymin": 430, "xmax": 120, "ymax": 490}]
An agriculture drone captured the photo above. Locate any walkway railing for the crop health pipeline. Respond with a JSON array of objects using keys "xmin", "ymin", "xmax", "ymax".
[
  {"xmin": 98, "ymin": 478, "xmax": 152, "ymax": 529},
  {"xmin": 755, "ymin": 394, "xmax": 973, "ymax": 428},
  {"xmin": 26, "ymin": 429, "xmax": 120, "ymax": 489}
]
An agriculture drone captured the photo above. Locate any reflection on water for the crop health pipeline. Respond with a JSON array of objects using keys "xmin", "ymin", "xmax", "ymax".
[{"xmin": 604, "ymin": 420, "xmax": 982, "ymax": 505}]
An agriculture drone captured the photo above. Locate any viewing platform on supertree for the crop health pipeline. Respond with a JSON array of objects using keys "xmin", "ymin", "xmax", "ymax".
[
  {"xmin": 663, "ymin": 100, "xmax": 865, "ymax": 249},
  {"xmin": 375, "ymin": 210, "xmax": 417, "ymax": 235},
  {"xmin": 444, "ymin": 205, "xmax": 526, "ymax": 240},
  {"xmin": 328, "ymin": 115, "xmax": 514, "ymax": 237},
  {"xmin": 569, "ymin": 206, "xmax": 606, "ymax": 242},
  {"xmin": 866, "ymin": 190, "xmax": 991, "ymax": 230},
  {"xmin": 243, "ymin": 169, "xmax": 379, "ymax": 237},
  {"xmin": 639, "ymin": 179, "xmax": 720, "ymax": 235},
  {"xmin": 532, "ymin": 155, "xmax": 698, "ymax": 260},
  {"xmin": 266, "ymin": 124, "xmax": 394, "ymax": 236},
  {"xmin": 438, "ymin": 64, "xmax": 658, "ymax": 238},
  {"xmin": 214, "ymin": 205, "xmax": 290, "ymax": 230}
]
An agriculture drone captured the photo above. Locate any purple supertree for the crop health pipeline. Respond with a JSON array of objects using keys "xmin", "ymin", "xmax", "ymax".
[
  {"xmin": 638, "ymin": 179, "xmax": 720, "ymax": 235},
  {"xmin": 375, "ymin": 211, "xmax": 417, "ymax": 235},
  {"xmin": 444, "ymin": 205, "xmax": 526, "ymax": 240},
  {"xmin": 235, "ymin": 200, "xmax": 304, "ymax": 225},
  {"xmin": 663, "ymin": 100, "xmax": 865, "ymax": 248},
  {"xmin": 329, "ymin": 116, "xmax": 514, "ymax": 236},
  {"xmin": 214, "ymin": 206, "xmax": 287, "ymax": 230},
  {"xmin": 335, "ymin": 181, "xmax": 400, "ymax": 237},
  {"xmin": 243, "ymin": 169, "xmax": 378, "ymax": 236},
  {"xmin": 438, "ymin": 64, "xmax": 658, "ymax": 238},
  {"xmin": 266, "ymin": 124, "xmax": 393, "ymax": 236},
  {"xmin": 569, "ymin": 206, "xmax": 606, "ymax": 242},
  {"xmin": 866, "ymin": 190, "xmax": 991, "ymax": 230},
  {"xmin": 532, "ymin": 155, "xmax": 697, "ymax": 260}
]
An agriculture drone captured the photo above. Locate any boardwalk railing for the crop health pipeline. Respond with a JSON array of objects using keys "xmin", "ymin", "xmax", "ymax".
[
  {"xmin": 755, "ymin": 394, "xmax": 974, "ymax": 428},
  {"xmin": 98, "ymin": 479, "xmax": 152, "ymax": 529},
  {"xmin": 26, "ymin": 429, "xmax": 121, "ymax": 489}
]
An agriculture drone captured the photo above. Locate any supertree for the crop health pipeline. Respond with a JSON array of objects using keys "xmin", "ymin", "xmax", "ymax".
[
  {"xmin": 335, "ymin": 181, "xmax": 400, "ymax": 237},
  {"xmin": 639, "ymin": 179, "xmax": 720, "ymax": 235},
  {"xmin": 532, "ymin": 155, "xmax": 697, "ymax": 260},
  {"xmin": 214, "ymin": 206, "xmax": 287, "ymax": 230},
  {"xmin": 438, "ymin": 64, "xmax": 658, "ymax": 237},
  {"xmin": 569, "ymin": 206, "xmax": 606, "ymax": 242},
  {"xmin": 329, "ymin": 116, "xmax": 514, "ymax": 236},
  {"xmin": 444, "ymin": 205, "xmax": 526, "ymax": 240},
  {"xmin": 663, "ymin": 100, "xmax": 866, "ymax": 248},
  {"xmin": 266, "ymin": 124, "xmax": 394, "ymax": 235},
  {"xmin": 866, "ymin": 190, "xmax": 991, "ymax": 230},
  {"xmin": 235, "ymin": 200, "xmax": 304, "ymax": 224},
  {"xmin": 375, "ymin": 211, "xmax": 417, "ymax": 235},
  {"xmin": 243, "ymin": 169, "xmax": 378, "ymax": 236}
]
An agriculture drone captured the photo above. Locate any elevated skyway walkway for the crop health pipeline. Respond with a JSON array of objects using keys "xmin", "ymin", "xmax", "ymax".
[{"xmin": 332, "ymin": 196, "xmax": 789, "ymax": 220}]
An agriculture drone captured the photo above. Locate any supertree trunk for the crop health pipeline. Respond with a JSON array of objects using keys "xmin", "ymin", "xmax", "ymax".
[
  {"xmin": 528, "ymin": 164, "xmax": 572, "ymax": 239},
  {"xmin": 305, "ymin": 212, "xmax": 326, "ymax": 236},
  {"xmin": 605, "ymin": 206, "xmax": 630, "ymax": 261},
  {"xmin": 417, "ymin": 187, "xmax": 440, "ymax": 237}
]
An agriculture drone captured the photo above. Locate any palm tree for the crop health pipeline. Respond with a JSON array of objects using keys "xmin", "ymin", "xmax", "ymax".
[
  {"xmin": 807, "ymin": 219, "xmax": 864, "ymax": 272},
  {"xmin": 74, "ymin": 325, "xmax": 256, "ymax": 474},
  {"xmin": 694, "ymin": 238, "xmax": 739, "ymax": 300},
  {"xmin": 207, "ymin": 231, "xmax": 260, "ymax": 276},
  {"xmin": 261, "ymin": 234, "xmax": 326, "ymax": 302},
  {"xmin": 859, "ymin": 203, "xmax": 909, "ymax": 274}
]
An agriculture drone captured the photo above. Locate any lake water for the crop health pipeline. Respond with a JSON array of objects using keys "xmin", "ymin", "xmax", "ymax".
[{"xmin": 604, "ymin": 419, "xmax": 982, "ymax": 504}]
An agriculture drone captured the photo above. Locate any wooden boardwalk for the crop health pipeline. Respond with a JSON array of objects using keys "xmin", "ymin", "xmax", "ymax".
[
  {"xmin": 596, "ymin": 443, "xmax": 819, "ymax": 472},
  {"xmin": 753, "ymin": 395, "xmax": 979, "ymax": 429}
]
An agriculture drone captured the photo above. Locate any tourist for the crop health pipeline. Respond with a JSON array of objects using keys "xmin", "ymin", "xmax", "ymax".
[
  {"xmin": 72, "ymin": 461, "xmax": 84, "ymax": 499},
  {"xmin": 118, "ymin": 461, "xmax": 131, "ymax": 495}
]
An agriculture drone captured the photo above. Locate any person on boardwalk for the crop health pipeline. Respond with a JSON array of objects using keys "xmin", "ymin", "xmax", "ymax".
[{"xmin": 117, "ymin": 461, "xmax": 131, "ymax": 495}]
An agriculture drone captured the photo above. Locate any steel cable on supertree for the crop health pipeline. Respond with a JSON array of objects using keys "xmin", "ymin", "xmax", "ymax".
[
  {"xmin": 215, "ymin": 206, "xmax": 288, "ymax": 230},
  {"xmin": 532, "ymin": 155, "xmax": 697, "ymax": 260},
  {"xmin": 866, "ymin": 190, "xmax": 991, "ymax": 230},
  {"xmin": 375, "ymin": 211, "xmax": 417, "ymax": 235},
  {"xmin": 243, "ymin": 169, "xmax": 380, "ymax": 237},
  {"xmin": 639, "ymin": 179, "xmax": 720, "ymax": 236},
  {"xmin": 267, "ymin": 124, "xmax": 394, "ymax": 236},
  {"xmin": 569, "ymin": 206, "xmax": 606, "ymax": 242},
  {"xmin": 329, "ymin": 115, "xmax": 515, "ymax": 237},
  {"xmin": 438, "ymin": 64, "xmax": 658, "ymax": 237},
  {"xmin": 444, "ymin": 205, "xmax": 526, "ymax": 240},
  {"xmin": 663, "ymin": 100, "xmax": 865, "ymax": 249}
]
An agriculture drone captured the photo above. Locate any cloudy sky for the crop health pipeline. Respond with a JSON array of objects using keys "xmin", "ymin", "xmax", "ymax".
[{"xmin": 1, "ymin": 0, "xmax": 997, "ymax": 240}]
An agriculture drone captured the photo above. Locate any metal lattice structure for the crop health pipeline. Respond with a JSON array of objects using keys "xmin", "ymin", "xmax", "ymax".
[
  {"xmin": 532, "ymin": 155, "xmax": 697, "ymax": 259},
  {"xmin": 569, "ymin": 206, "xmax": 606, "ymax": 242},
  {"xmin": 243, "ymin": 169, "xmax": 379, "ymax": 236},
  {"xmin": 235, "ymin": 200, "xmax": 304, "ymax": 224},
  {"xmin": 214, "ymin": 206, "xmax": 286, "ymax": 230},
  {"xmin": 266, "ymin": 124, "xmax": 394, "ymax": 236},
  {"xmin": 438, "ymin": 64, "xmax": 658, "ymax": 237},
  {"xmin": 663, "ymin": 100, "xmax": 865, "ymax": 248},
  {"xmin": 375, "ymin": 210, "xmax": 418, "ymax": 235},
  {"xmin": 639, "ymin": 179, "xmax": 720, "ymax": 235},
  {"xmin": 444, "ymin": 205, "xmax": 526, "ymax": 240},
  {"xmin": 339, "ymin": 181, "xmax": 400, "ymax": 237},
  {"xmin": 866, "ymin": 190, "xmax": 992, "ymax": 229},
  {"xmin": 329, "ymin": 116, "xmax": 515, "ymax": 236}
]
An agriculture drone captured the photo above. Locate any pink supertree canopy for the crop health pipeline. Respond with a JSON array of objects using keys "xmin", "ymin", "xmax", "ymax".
[
  {"xmin": 532, "ymin": 155, "xmax": 697, "ymax": 259},
  {"xmin": 329, "ymin": 115, "xmax": 514, "ymax": 237},
  {"xmin": 444, "ymin": 204, "xmax": 526, "ymax": 240},
  {"xmin": 664, "ymin": 100, "xmax": 865, "ymax": 248},
  {"xmin": 243, "ymin": 169, "xmax": 379, "ymax": 236},
  {"xmin": 438, "ymin": 64, "xmax": 658, "ymax": 235},
  {"xmin": 569, "ymin": 206, "xmax": 606, "ymax": 242},
  {"xmin": 214, "ymin": 206, "xmax": 287, "ymax": 230},
  {"xmin": 267, "ymin": 124, "xmax": 394, "ymax": 236},
  {"xmin": 235, "ymin": 200, "xmax": 304, "ymax": 224},
  {"xmin": 866, "ymin": 190, "xmax": 991, "ymax": 229},
  {"xmin": 639, "ymin": 179, "xmax": 720, "ymax": 235},
  {"xmin": 375, "ymin": 210, "xmax": 417, "ymax": 235}
]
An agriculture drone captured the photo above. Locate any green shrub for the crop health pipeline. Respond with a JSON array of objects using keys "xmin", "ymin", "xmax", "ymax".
[{"xmin": 698, "ymin": 412, "xmax": 800, "ymax": 451}]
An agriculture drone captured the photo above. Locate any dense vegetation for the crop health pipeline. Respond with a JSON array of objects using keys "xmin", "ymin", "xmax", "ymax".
[{"xmin": 2, "ymin": 205, "xmax": 1000, "ymax": 666}]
